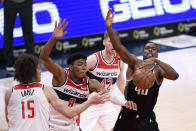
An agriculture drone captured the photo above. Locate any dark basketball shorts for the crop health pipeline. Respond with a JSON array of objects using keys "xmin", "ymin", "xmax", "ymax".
[{"xmin": 113, "ymin": 108, "xmax": 160, "ymax": 131}]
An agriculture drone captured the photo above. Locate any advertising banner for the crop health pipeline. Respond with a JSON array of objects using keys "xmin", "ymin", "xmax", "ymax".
[{"xmin": 0, "ymin": 0, "xmax": 196, "ymax": 58}]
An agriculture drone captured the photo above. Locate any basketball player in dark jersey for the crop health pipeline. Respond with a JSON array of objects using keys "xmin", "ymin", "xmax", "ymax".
[{"xmin": 105, "ymin": 9, "xmax": 179, "ymax": 131}]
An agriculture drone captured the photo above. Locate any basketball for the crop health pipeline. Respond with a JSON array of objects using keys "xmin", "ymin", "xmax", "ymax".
[{"xmin": 133, "ymin": 68, "xmax": 155, "ymax": 90}]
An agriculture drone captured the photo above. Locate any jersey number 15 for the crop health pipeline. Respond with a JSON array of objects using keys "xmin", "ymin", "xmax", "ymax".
[{"xmin": 21, "ymin": 100, "xmax": 35, "ymax": 119}]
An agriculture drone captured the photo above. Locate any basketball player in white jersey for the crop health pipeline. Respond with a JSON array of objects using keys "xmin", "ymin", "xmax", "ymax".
[
  {"xmin": 4, "ymin": 53, "xmax": 110, "ymax": 131},
  {"xmin": 80, "ymin": 29, "xmax": 126, "ymax": 131},
  {"xmin": 40, "ymin": 19, "xmax": 137, "ymax": 131}
]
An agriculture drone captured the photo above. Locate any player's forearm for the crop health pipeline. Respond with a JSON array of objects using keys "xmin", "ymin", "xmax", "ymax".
[
  {"xmin": 106, "ymin": 27, "xmax": 127, "ymax": 63},
  {"xmin": 109, "ymin": 89, "xmax": 126, "ymax": 106},
  {"xmin": 54, "ymin": 99, "xmax": 92, "ymax": 119},
  {"xmin": 155, "ymin": 59, "xmax": 179, "ymax": 80},
  {"xmin": 67, "ymin": 100, "xmax": 92, "ymax": 118},
  {"xmin": 40, "ymin": 37, "xmax": 57, "ymax": 61},
  {"xmin": 106, "ymin": 27, "xmax": 122, "ymax": 52},
  {"xmin": 117, "ymin": 85, "xmax": 125, "ymax": 95},
  {"xmin": 116, "ymin": 77, "xmax": 126, "ymax": 94},
  {"xmin": 107, "ymin": 27, "xmax": 138, "ymax": 66}
]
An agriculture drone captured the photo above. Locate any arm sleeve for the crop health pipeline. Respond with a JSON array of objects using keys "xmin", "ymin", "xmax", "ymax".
[{"xmin": 109, "ymin": 84, "xmax": 127, "ymax": 106}]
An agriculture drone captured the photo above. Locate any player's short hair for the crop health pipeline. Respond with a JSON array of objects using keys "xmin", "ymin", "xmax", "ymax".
[
  {"xmin": 67, "ymin": 53, "xmax": 87, "ymax": 65},
  {"xmin": 143, "ymin": 41, "xmax": 159, "ymax": 52},
  {"xmin": 104, "ymin": 29, "xmax": 119, "ymax": 39},
  {"xmin": 14, "ymin": 53, "xmax": 40, "ymax": 84}
]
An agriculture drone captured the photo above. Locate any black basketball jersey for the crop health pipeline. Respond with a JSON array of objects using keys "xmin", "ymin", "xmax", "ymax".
[{"xmin": 124, "ymin": 66, "xmax": 161, "ymax": 116}]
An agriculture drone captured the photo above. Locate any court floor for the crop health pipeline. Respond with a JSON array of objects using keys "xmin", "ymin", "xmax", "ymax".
[{"xmin": 0, "ymin": 47, "xmax": 196, "ymax": 131}]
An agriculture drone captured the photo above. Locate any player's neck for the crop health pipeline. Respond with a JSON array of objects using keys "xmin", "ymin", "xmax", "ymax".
[
  {"xmin": 69, "ymin": 71, "xmax": 83, "ymax": 84},
  {"xmin": 102, "ymin": 50, "xmax": 114, "ymax": 62}
]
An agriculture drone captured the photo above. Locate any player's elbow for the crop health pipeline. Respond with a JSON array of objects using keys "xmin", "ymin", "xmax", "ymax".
[
  {"xmin": 173, "ymin": 73, "xmax": 179, "ymax": 80},
  {"xmin": 65, "ymin": 110, "xmax": 76, "ymax": 119},
  {"xmin": 169, "ymin": 73, "xmax": 179, "ymax": 80},
  {"xmin": 66, "ymin": 114, "xmax": 74, "ymax": 119}
]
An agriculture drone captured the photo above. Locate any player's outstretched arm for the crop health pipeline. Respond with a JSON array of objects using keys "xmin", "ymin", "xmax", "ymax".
[
  {"xmin": 105, "ymin": 8, "xmax": 139, "ymax": 68},
  {"xmin": 44, "ymin": 85, "xmax": 109, "ymax": 119},
  {"xmin": 40, "ymin": 19, "xmax": 68, "ymax": 85},
  {"xmin": 116, "ymin": 60, "xmax": 126, "ymax": 94},
  {"xmin": 89, "ymin": 79, "xmax": 136, "ymax": 110}
]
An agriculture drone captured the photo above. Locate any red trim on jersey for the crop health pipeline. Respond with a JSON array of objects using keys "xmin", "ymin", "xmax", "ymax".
[
  {"xmin": 64, "ymin": 69, "xmax": 89, "ymax": 91},
  {"xmin": 95, "ymin": 51, "xmax": 120, "ymax": 69},
  {"xmin": 14, "ymin": 83, "xmax": 42, "ymax": 90},
  {"xmin": 76, "ymin": 114, "xmax": 80, "ymax": 126}
]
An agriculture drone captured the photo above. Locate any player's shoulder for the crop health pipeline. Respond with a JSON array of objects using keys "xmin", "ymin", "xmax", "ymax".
[{"xmin": 88, "ymin": 53, "xmax": 97, "ymax": 59}]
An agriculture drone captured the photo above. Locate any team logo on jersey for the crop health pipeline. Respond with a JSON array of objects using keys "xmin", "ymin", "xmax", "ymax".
[
  {"xmin": 64, "ymin": 88, "xmax": 87, "ymax": 98},
  {"xmin": 96, "ymin": 71, "xmax": 117, "ymax": 77}
]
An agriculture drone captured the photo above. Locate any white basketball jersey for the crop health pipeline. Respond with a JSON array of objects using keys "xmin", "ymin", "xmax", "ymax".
[
  {"xmin": 80, "ymin": 51, "xmax": 122, "ymax": 130},
  {"xmin": 87, "ymin": 51, "xmax": 121, "ymax": 91},
  {"xmin": 49, "ymin": 68, "xmax": 90, "ymax": 131},
  {"xmin": 7, "ymin": 83, "xmax": 50, "ymax": 131}
]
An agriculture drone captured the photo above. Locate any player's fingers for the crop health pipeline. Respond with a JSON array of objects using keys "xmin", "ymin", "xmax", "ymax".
[
  {"xmin": 58, "ymin": 18, "xmax": 62, "ymax": 27},
  {"xmin": 61, "ymin": 19, "xmax": 66, "ymax": 27},
  {"xmin": 98, "ymin": 97, "xmax": 108, "ymax": 104},
  {"xmin": 125, "ymin": 101, "xmax": 132, "ymax": 110},
  {"xmin": 97, "ymin": 91, "xmax": 103, "ymax": 95},
  {"xmin": 132, "ymin": 102, "xmax": 137, "ymax": 111},
  {"xmin": 55, "ymin": 21, "xmax": 57, "ymax": 28},
  {"xmin": 112, "ymin": 12, "xmax": 115, "ymax": 19},
  {"xmin": 106, "ymin": 8, "xmax": 112, "ymax": 18},
  {"xmin": 63, "ymin": 31, "xmax": 67, "ymax": 36},
  {"xmin": 63, "ymin": 22, "xmax": 68, "ymax": 30},
  {"xmin": 101, "ymin": 93, "xmax": 110, "ymax": 100}
]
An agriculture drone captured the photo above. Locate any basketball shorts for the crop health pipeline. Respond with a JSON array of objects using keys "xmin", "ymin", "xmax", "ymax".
[{"xmin": 114, "ymin": 107, "xmax": 160, "ymax": 131}]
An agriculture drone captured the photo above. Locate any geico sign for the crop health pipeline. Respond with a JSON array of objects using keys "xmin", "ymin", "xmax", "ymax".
[
  {"xmin": 0, "ymin": 2, "xmax": 59, "ymax": 37},
  {"xmin": 100, "ymin": 0, "xmax": 196, "ymax": 23}
]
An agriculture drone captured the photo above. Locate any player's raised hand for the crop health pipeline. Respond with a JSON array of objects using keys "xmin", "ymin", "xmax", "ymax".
[
  {"xmin": 106, "ymin": 8, "xmax": 115, "ymax": 29},
  {"xmin": 52, "ymin": 18, "xmax": 68, "ymax": 39}
]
